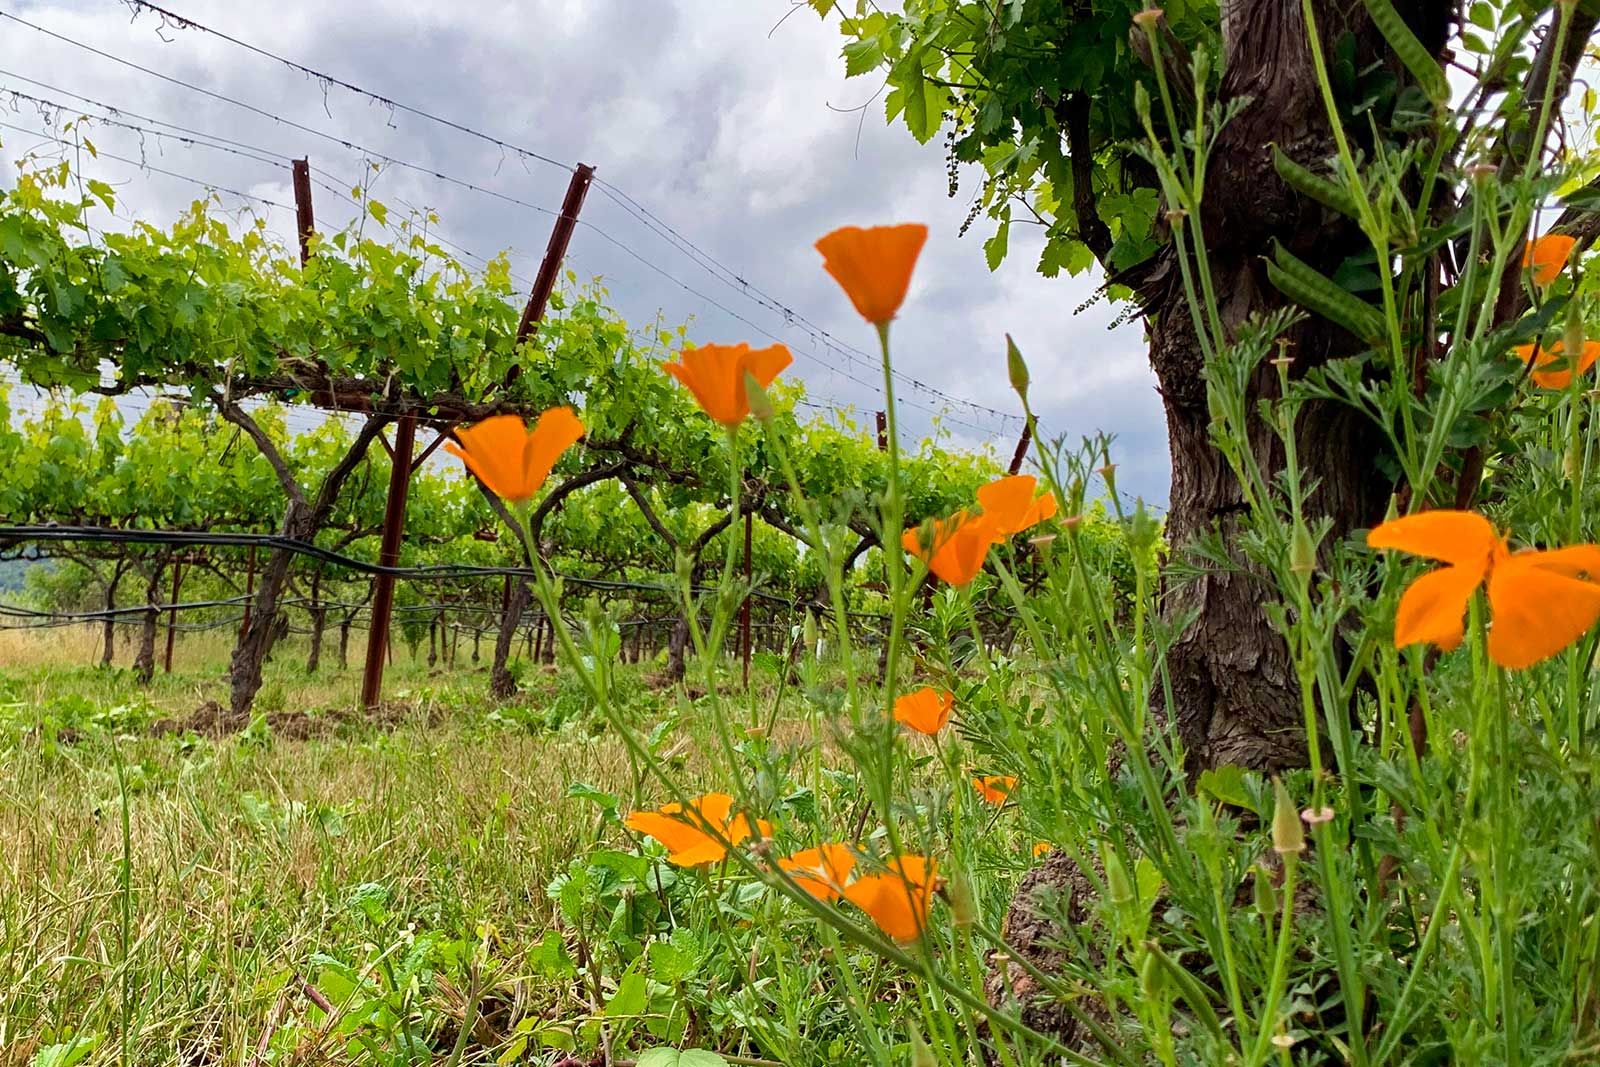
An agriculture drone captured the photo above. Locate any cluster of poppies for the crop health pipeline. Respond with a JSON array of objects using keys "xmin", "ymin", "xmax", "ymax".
[
  {"xmin": 619, "ymin": 685, "xmax": 1028, "ymax": 945},
  {"xmin": 900, "ymin": 474, "xmax": 1058, "ymax": 587},
  {"xmin": 621, "ymin": 794, "xmax": 938, "ymax": 942},
  {"xmin": 1514, "ymin": 233, "xmax": 1597, "ymax": 387},
  {"xmin": 447, "ymin": 225, "xmax": 1600, "ymax": 947},
  {"xmin": 442, "ymin": 223, "xmax": 926, "ymax": 496},
  {"xmin": 893, "ymin": 686, "xmax": 1017, "ymax": 806}
]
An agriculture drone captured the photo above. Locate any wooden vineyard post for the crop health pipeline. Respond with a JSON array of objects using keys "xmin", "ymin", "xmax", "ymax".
[
  {"xmin": 1008, "ymin": 422, "xmax": 1032, "ymax": 475},
  {"xmin": 292, "ymin": 158, "xmax": 315, "ymax": 265},
  {"xmin": 355, "ymin": 161, "xmax": 592, "ymax": 707},
  {"xmin": 361, "ymin": 416, "xmax": 416, "ymax": 709},
  {"xmin": 875, "ymin": 410, "xmax": 887, "ymax": 452}
]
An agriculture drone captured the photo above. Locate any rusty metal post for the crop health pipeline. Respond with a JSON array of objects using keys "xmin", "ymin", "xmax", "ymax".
[
  {"xmin": 875, "ymin": 410, "xmax": 887, "ymax": 452},
  {"xmin": 741, "ymin": 511, "xmax": 753, "ymax": 688},
  {"xmin": 1008, "ymin": 422, "xmax": 1033, "ymax": 475},
  {"xmin": 505, "ymin": 163, "xmax": 595, "ymax": 388},
  {"xmin": 292, "ymin": 158, "xmax": 315, "ymax": 267},
  {"xmin": 360, "ymin": 416, "xmax": 416, "ymax": 709},
  {"xmin": 163, "ymin": 561, "xmax": 182, "ymax": 673}
]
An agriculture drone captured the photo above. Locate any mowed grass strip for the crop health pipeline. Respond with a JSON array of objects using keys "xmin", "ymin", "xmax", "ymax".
[{"xmin": 0, "ymin": 628, "xmax": 668, "ymax": 1061}]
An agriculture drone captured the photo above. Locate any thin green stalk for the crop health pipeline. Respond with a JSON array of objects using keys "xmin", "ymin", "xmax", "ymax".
[{"xmin": 1247, "ymin": 853, "xmax": 1300, "ymax": 1067}]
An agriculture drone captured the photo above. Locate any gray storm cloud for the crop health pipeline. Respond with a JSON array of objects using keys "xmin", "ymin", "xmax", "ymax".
[{"xmin": 0, "ymin": 0, "xmax": 1167, "ymax": 502}]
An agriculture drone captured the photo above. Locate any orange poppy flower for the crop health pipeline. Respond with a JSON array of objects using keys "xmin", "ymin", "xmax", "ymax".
[
  {"xmin": 902, "ymin": 511, "xmax": 997, "ymax": 586},
  {"xmin": 1523, "ymin": 233, "xmax": 1577, "ymax": 287},
  {"xmin": 972, "ymin": 775, "xmax": 1017, "ymax": 806},
  {"xmin": 624, "ymin": 792, "xmax": 772, "ymax": 867},
  {"xmin": 977, "ymin": 475, "xmax": 1059, "ymax": 538},
  {"xmin": 815, "ymin": 224, "xmax": 929, "ymax": 325},
  {"xmin": 777, "ymin": 843, "xmax": 857, "ymax": 902},
  {"xmin": 1032, "ymin": 842, "xmax": 1053, "ymax": 858},
  {"xmin": 892, "ymin": 686, "xmax": 955, "ymax": 735},
  {"xmin": 841, "ymin": 855, "xmax": 940, "ymax": 942},
  {"xmin": 445, "ymin": 408, "xmax": 585, "ymax": 503},
  {"xmin": 1368, "ymin": 510, "xmax": 1600, "ymax": 669},
  {"xmin": 1512, "ymin": 340, "xmax": 1600, "ymax": 389},
  {"xmin": 663, "ymin": 343, "xmax": 793, "ymax": 426}
]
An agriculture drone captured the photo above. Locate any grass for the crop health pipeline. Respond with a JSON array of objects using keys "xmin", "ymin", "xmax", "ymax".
[{"xmin": 0, "ymin": 626, "xmax": 708, "ymax": 1064}]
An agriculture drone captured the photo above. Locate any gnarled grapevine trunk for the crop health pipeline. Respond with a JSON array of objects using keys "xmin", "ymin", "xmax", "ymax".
[
  {"xmin": 989, "ymin": 0, "xmax": 1451, "ymax": 1047},
  {"xmin": 305, "ymin": 572, "xmax": 326, "ymax": 674},
  {"xmin": 490, "ymin": 579, "xmax": 529, "ymax": 698},
  {"xmin": 132, "ymin": 562, "xmax": 164, "ymax": 685},
  {"xmin": 100, "ymin": 558, "xmax": 127, "ymax": 668},
  {"xmin": 222, "ymin": 406, "xmax": 388, "ymax": 716},
  {"xmin": 229, "ymin": 506, "xmax": 309, "ymax": 713},
  {"xmin": 1139, "ymin": 0, "xmax": 1447, "ymax": 774}
]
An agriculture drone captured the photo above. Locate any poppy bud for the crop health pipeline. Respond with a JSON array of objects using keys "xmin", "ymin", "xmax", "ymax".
[
  {"xmin": 1290, "ymin": 520, "xmax": 1316, "ymax": 582},
  {"xmin": 1565, "ymin": 289, "xmax": 1586, "ymax": 365},
  {"xmin": 1103, "ymin": 849, "xmax": 1134, "ymax": 909},
  {"xmin": 1134, "ymin": 82, "xmax": 1152, "ymax": 129},
  {"xmin": 1252, "ymin": 862, "xmax": 1278, "ymax": 919},
  {"xmin": 1192, "ymin": 43, "xmax": 1210, "ymax": 90},
  {"xmin": 1006, "ymin": 333, "xmax": 1030, "ymax": 399},
  {"xmin": 947, "ymin": 869, "xmax": 979, "ymax": 927},
  {"xmin": 1138, "ymin": 945, "xmax": 1165, "ymax": 1000},
  {"xmin": 802, "ymin": 609, "xmax": 819, "ymax": 658},
  {"xmin": 1271, "ymin": 778, "xmax": 1305, "ymax": 856}
]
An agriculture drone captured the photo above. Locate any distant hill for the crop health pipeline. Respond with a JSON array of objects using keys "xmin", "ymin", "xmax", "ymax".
[{"xmin": 0, "ymin": 558, "xmax": 37, "ymax": 594}]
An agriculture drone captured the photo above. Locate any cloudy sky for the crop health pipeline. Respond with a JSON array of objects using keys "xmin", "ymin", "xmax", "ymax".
[{"xmin": 0, "ymin": 0, "xmax": 1166, "ymax": 502}]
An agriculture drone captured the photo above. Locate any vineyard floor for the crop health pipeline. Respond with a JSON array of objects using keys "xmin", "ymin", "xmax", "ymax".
[{"xmin": 0, "ymin": 627, "xmax": 733, "ymax": 1063}]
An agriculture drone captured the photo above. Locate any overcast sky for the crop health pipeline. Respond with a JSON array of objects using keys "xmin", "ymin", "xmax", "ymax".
[{"xmin": 0, "ymin": 0, "xmax": 1166, "ymax": 502}]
